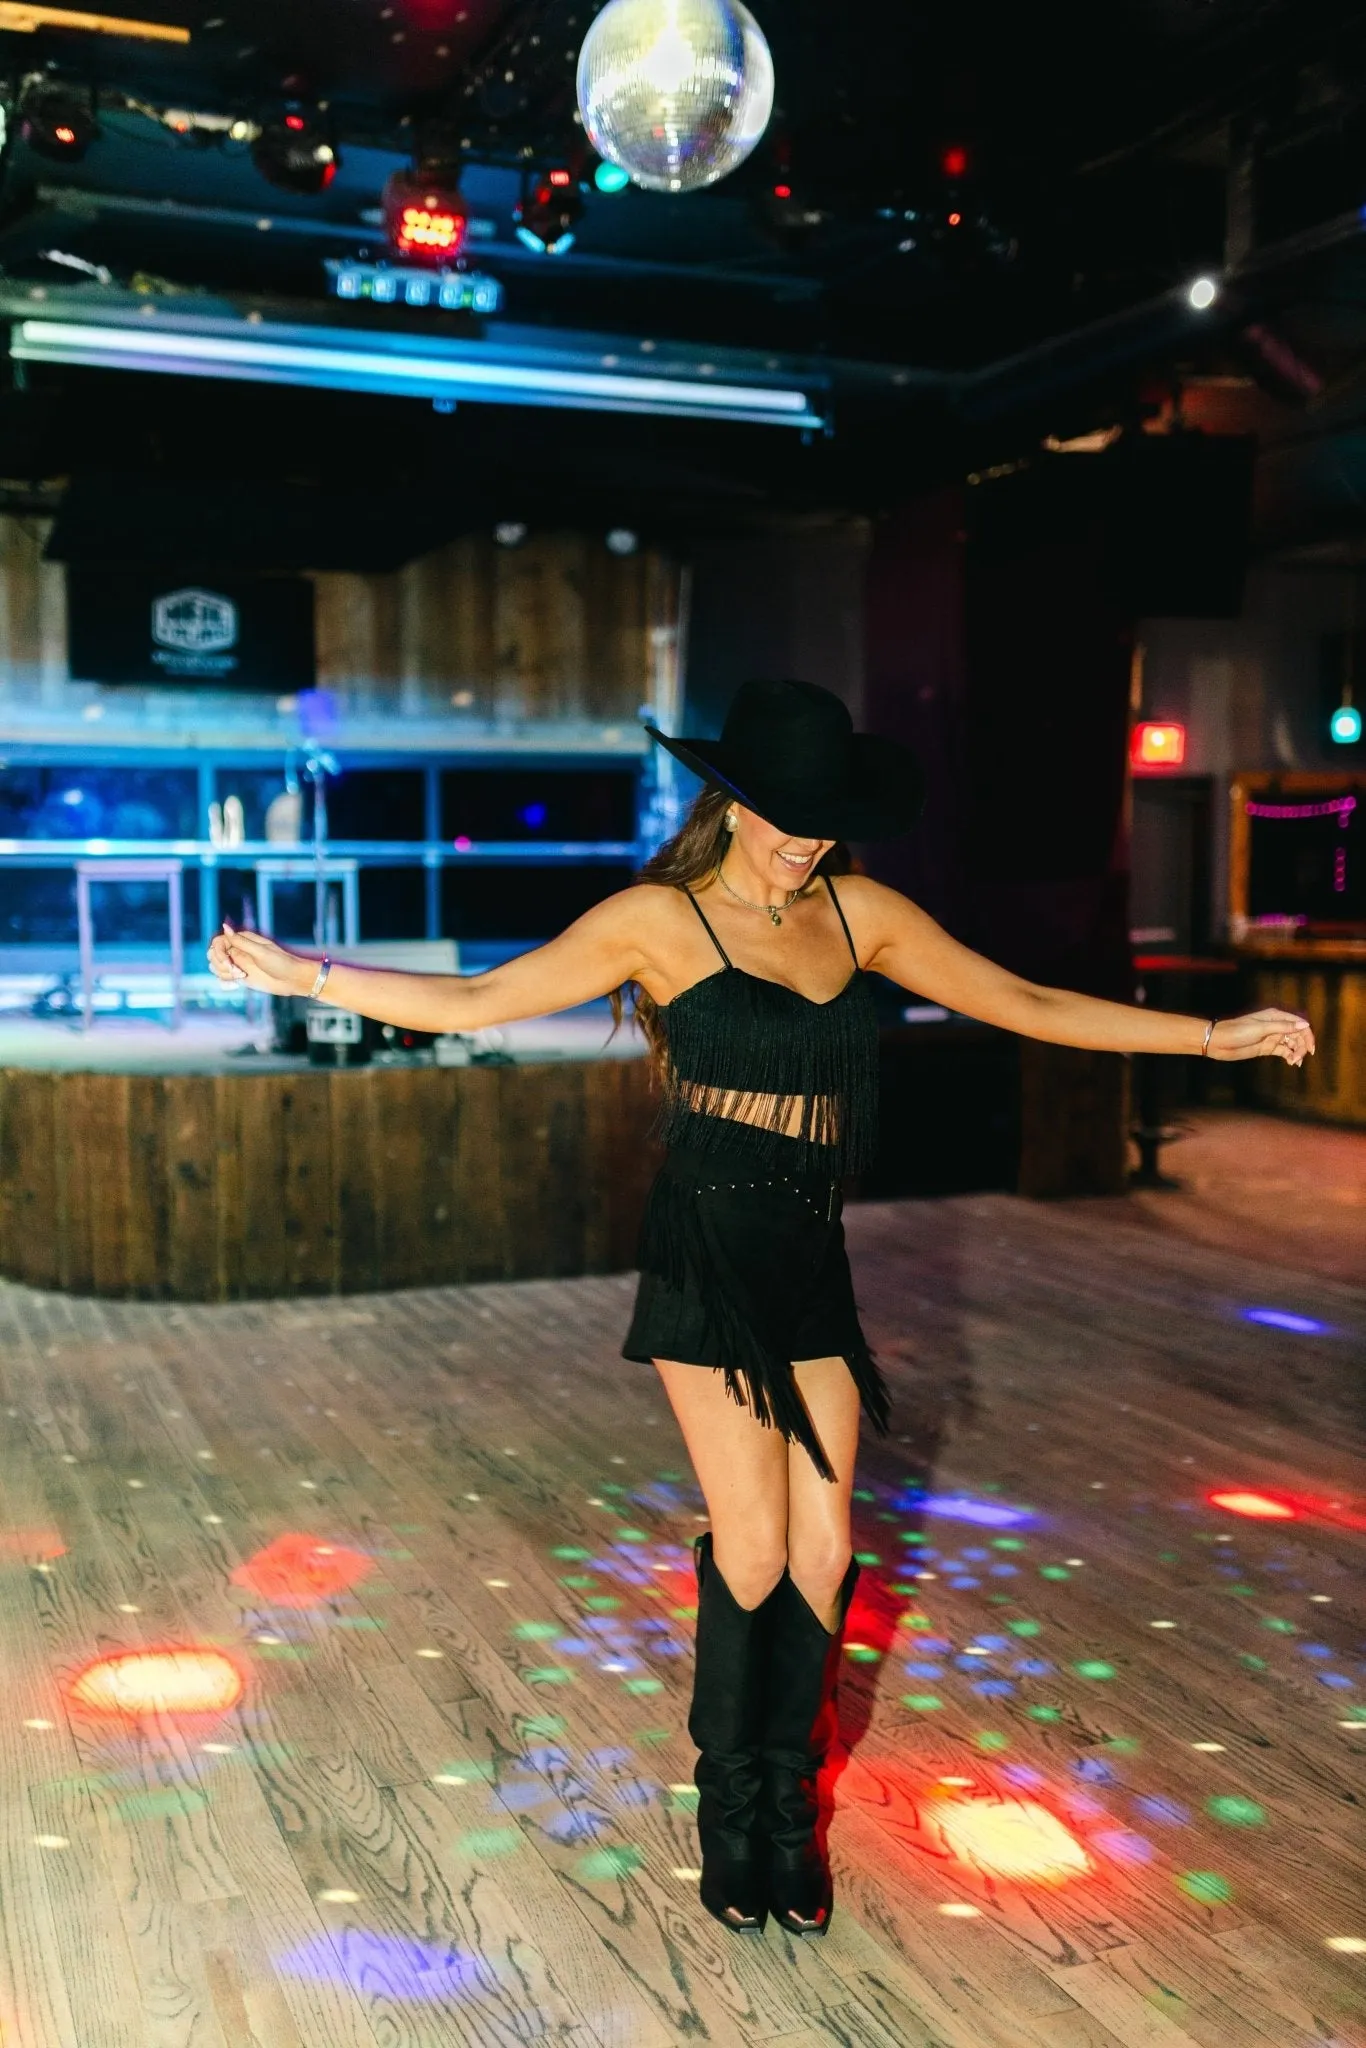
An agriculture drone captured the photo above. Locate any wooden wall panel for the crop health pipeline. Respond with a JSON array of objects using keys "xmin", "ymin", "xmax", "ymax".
[
  {"xmin": 1017, "ymin": 1043, "xmax": 1129, "ymax": 1199},
  {"xmin": 1246, "ymin": 965, "xmax": 1366, "ymax": 1127},
  {"xmin": 0, "ymin": 1058, "xmax": 655, "ymax": 1300}
]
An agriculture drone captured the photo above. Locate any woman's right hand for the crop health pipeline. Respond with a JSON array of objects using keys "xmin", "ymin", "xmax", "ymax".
[{"xmin": 207, "ymin": 922, "xmax": 315, "ymax": 998}]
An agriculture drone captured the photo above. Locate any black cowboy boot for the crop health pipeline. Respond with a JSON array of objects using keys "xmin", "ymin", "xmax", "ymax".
[
  {"xmin": 760, "ymin": 1556, "xmax": 860, "ymax": 1938},
  {"xmin": 688, "ymin": 1533, "xmax": 773, "ymax": 1934}
]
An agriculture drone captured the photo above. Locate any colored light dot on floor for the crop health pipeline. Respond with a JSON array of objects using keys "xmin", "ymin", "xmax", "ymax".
[
  {"xmin": 671, "ymin": 1605, "xmax": 697, "ymax": 1620},
  {"xmin": 464, "ymin": 1492, "xmax": 481, "ymax": 1501},
  {"xmin": 457, "ymin": 1828, "xmax": 521, "ymax": 1857},
  {"xmin": 23, "ymin": 1719, "xmax": 55, "ymax": 1731},
  {"xmin": 902, "ymin": 1694, "xmax": 944, "ymax": 1712},
  {"xmin": 1073, "ymin": 1661, "xmax": 1116, "ymax": 1680},
  {"xmin": 1192, "ymin": 1742, "xmax": 1227, "ymax": 1752},
  {"xmin": 202, "ymin": 1514, "xmax": 223, "ymax": 1525},
  {"xmin": 853, "ymin": 1488, "xmax": 875, "ymax": 1502},
  {"xmin": 127, "ymin": 1480, "xmax": 145, "ymax": 1489},
  {"xmin": 938, "ymin": 1902, "xmax": 981, "ymax": 1917},
  {"xmin": 624, "ymin": 1678, "xmax": 663, "ymax": 1694},
  {"xmin": 512, "ymin": 1623, "xmax": 557, "ymax": 1640},
  {"xmin": 578, "ymin": 1845, "xmax": 643, "ymax": 1878},
  {"xmin": 1027, "ymin": 1706, "xmax": 1062, "ymax": 1722},
  {"xmin": 318, "ymin": 1888, "xmax": 360, "ymax": 1903},
  {"xmin": 1178, "ymin": 1870, "xmax": 1233, "ymax": 1904},
  {"xmin": 992, "ymin": 1538, "xmax": 1024, "ymax": 1551},
  {"xmin": 1007, "ymin": 1620, "xmax": 1041, "ymax": 1637},
  {"xmin": 522, "ymin": 1717, "xmax": 565, "ymax": 1737},
  {"xmin": 845, "ymin": 1644, "xmax": 881, "ymax": 1662},
  {"xmin": 1310, "ymin": 1595, "xmax": 1332, "ymax": 1604},
  {"xmin": 672, "ymin": 1866, "xmax": 702, "ymax": 1881},
  {"xmin": 1262, "ymin": 1617, "xmax": 1296, "ymax": 1633},
  {"xmin": 854, "ymin": 1551, "xmax": 881, "ymax": 1565},
  {"xmin": 1150, "ymin": 1620, "xmax": 1178, "ymax": 1629},
  {"xmin": 201, "ymin": 1742, "xmax": 235, "ymax": 1754},
  {"xmin": 1040, "ymin": 1567, "xmax": 1070, "ymax": 1581},
  {"xmin": 976, "ymin": 1731, "xmax": 1010, "ymax": 1752},
  {"xmin": 615, "ymin": 1529, "xmax": 647, "ymax": 1543},
  {"xmin": 485, "ymin": 1578, "xmax": 510, "ymax": 1588},
  {"xmin": 116, "ymin": 1604, "xmax": 140, "ymax": 1613},
  {"xmin": 585, "ymin": 1597, "xmax": 620, "ymax": 1612},
  {"xmin": 33, "ymin": 1836, "xmax": 69, "ymax": 1850},
  {"xmin": 1326, "ymin": 1937, "xmax": 1366, "ymax": 1954},
  {"xmin": 1207, "ymin": 1796, "xmax": 1265, "ymax": 1826},
  {"xmin": 551, "ymin": 1546, "xmax": 590, "ymax": 1560},
  {"xmin": 526, "ymin": 1667, "xmax": 572, "ymax": 1685}
]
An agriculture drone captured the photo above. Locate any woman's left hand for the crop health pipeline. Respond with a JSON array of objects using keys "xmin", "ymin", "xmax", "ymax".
[{"xmin": 1208, "ymin": 1010, "xmax": 1314, "ymax": 1066}]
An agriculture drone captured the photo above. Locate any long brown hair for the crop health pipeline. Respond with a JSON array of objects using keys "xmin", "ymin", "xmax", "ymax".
[{"xmin": 609, "ymin": 783, "xmax": 854, "ymax": 1065}]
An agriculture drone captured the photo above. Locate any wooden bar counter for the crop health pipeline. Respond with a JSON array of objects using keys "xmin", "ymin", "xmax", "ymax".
[
  {"xmin": 1236, "ymin": 940, "xmax": 1366, "ymax": 1127},
  {"xmin": 0, "ymin": 1056, "xmax": 659, "ymax": 1301}
]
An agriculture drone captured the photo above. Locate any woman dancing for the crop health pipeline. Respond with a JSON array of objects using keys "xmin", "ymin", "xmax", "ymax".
[{"xmin": 208, "ymin": 678, "xmax": 1313, "ymax": 1942}]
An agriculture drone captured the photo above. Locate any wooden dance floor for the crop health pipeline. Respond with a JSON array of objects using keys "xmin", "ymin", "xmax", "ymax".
[{"xmin": 2, "ymin": 1166, "xmax": 1363, "ymax": 2046}]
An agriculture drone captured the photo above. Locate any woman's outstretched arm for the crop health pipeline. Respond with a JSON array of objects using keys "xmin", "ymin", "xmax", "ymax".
[
  {"xmin": 854, "ymin": 878, "xmax": 1314, "ymax": 1067},
  {"xmin": 206, "ymin": 889, "xmax": 650, "ymax": 1034}
]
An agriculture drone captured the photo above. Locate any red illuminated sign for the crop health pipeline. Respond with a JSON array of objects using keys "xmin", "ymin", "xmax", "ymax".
[{"xmin": 1131, "ymin": 722, "xmax": 1187, "ymax": 768}]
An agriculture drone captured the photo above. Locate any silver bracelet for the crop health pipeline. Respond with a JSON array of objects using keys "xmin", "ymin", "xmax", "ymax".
[
  {"xmin": 308, "ymin": 956, "xmax": 332, "ymax": 1001},
  {"xmin": 1200, "ymin": 1017, "xmax": 1215, "ymax": 1057}
]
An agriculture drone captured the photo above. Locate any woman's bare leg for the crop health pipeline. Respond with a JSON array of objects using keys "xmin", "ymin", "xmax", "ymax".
[
  {"xmin": 785, "ymin": 1356, "xmax": 861, "ymax": 1629},
  {"xmin": 653, "ymin": 1360, "xmax": 790, "ymax": 1609}
]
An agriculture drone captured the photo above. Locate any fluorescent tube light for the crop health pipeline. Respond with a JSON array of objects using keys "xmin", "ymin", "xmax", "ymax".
[{"xmin": 11, "ymin": 317, "xmax": 823, "ymax": 426}]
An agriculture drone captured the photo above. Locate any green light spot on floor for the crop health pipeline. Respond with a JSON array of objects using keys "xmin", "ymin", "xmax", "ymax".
[
  {"xmin": 560, "ymin": 1575, "xmax": 593, "ymax": 1588},
  {"xmin": 434, "ymin": 1759, "xmax": 495, "ymax": 1783},
  {"xmin": 671, "ymin": 1784, "xmax": 699, "ymax": 1810},
  {"xmin": 1340, "ymin": 1707, "xmax": 1366, "ymax": 1725},
  {"xmin": 1007, "ymin": 1620, "xmax": 1042, "ymax": 1637},
  {"xmin": 993, "ymin": 1537, "xmax": 1024, "ymax": 1551},
  {"xmin": 1229, "ymin": 1586, "xmax": 1254, "ymax": 1596},
  {"xmin": 1027, "ymin": 1705, "xmax": 1062, "ymax": 1722},
  {"xmin": 671, "ymin": 1604, "xmax": 698, "ymax": 1620},
  {"xmin": 521, "ymin": 1716, "xmax": 565, "ymax": 1737},
  {"xmin": 551, "ymin": 1546, "xmax": 590, "ymax": 1560},
  {"xmin": 845, "ymin": 1645, "xmax": 881, "ymax": 1663},
  {"xmin": 1158, "ymin": 1551, "xmax": 1179, "ymax": 1562},
  {"xmin": 255, "ymin": 1644, "xmax": 309, "ymax": 1660},
  {"xmin": 512, "ymin": 1622, "xmax": 558, "ymax": 1640},
  {"xmin": 902, "ymin": 1694, "xmax": 944, "ymax": 1712},
  {"xmin": 853, "ymin": 1488, "xmax": 876, "ymax": 1502},
  {"xmin": 1178, "ymin": 1870, "xmax": 1233, "ymax": 1905},
  {"xmin": 902, "ymin": 1532, "xmax": 928, "ymax": 1546},
  {"xmin": 457, "ymin": 1827, "xmax": 521, "ymax": 1858},
  {"xmin": 1261, "ymin": 1617, "xmax": 1296, "ymax": 1633},
  {"xmin": 636, "ymin": 1727, "xmax": 670, "ymax": 1744},
  {"xmin": 853, "ymin": 1552, "xmax": 880, "ymax": 1566},
  {"xmin": 1073, "ymin": 1661, "xmax": 1116, "ymax": 1680},
  {"xmin": 333, "ymin": 1616, "xmax": 385, "ymax": 1630},
  {"xmin": 902, "ymin": 1614, "xmax": 933, "ymax": 1631},
  {"xmin": 115, "ymin": 1787, "xmax": 208, "ymax": 1821},
  {"xmin": 524, "ymin": 1667, "xmax": 572, "ymax": 1685},
  {"xmin": 585, "ymin": 1596, "xmax": 621, "ymax": 1611},
  {"xmin": 891, "ymin": 1583, "xmax": 922, "ymax": 1595},
  {"xmin": 1040, "ymin": 1566, "xmax": 1071, "ymax": 1582},
  {"xmin": 623, "ymin": 1677, "xmax": 663, "ymax": 1695},
  {"xmin": 975, "ymin": 1731, "xmax": 1009, "ymax": 1752},
  {"xmin": 1240, "ymin": 1654, "xmax": 1268, "ymax": 1670},
  {"xmin": 1207, "ymin": 1796, "xmax": 1265, "ymax": 1827},
  {"xmin": 616, "ymin": 1528, "xmax": 648, "ymax": 1543},
  {"xmin": 601, "ymin": 1484, "xmax": 627, "ymax": 1495},
  {"xmin": 657, "ymin": 1471, "xmax": 684, "ymax": 1482},
  {"xmin": 578, "ymin": 1845, "xmax": 643, "ymax": 1879},
  {"xmin": 1106, "ymin": 1737, "xmax": 1140, "ymax": 1754}
]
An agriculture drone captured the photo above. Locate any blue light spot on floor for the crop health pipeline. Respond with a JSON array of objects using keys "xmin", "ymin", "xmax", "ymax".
[
  {"xmin": 585, "ymin": 1747, "xmax": 632, "ymax": 1770},
  {"xmin": 1135, "ymin": 1794, "xmax": 1191, "ymax": 1825},
  {"xmin": 974, "ymin": 1636, "xmax": 1010, "ymax": 1651},
  {"xmin": 905, "ymin": 1662, "xmax": 945, "ymax": 1678},
  {"xmin": 948, "ymin": 1577, "xmax": 981, "ymax": 1590},
  {"xmin": 989, "ymin": 1564, "xmax": 1020, "ymax": 1576},
  {"xmin": 552, "ymin": 1638, "xmax": 592, "ymax": 1655},
  {"xmin": 279, "ymin": 1934, "xmax": 487, "ymax": 2001},
  {"xmin": 1319, "ymin": 1672, "xmax": 1354, "ymax": 1689},
  {"xmin": 1000, "ymin": 1763, "xmax": 1046, "ymax": 1788},
  {"xmin": 1298, "ymin": 1644, "xmax": 1334, "ymax": 1659},
  {"xmin": 1015, "ymin": 1658, "xmax": 1053, "ymax": 1676},
  {"xmin": 1074, "ymin": 1756, "xmax": 1116, "ymax": 1783},
  {"xmin": 1243, "ymin": 1307, "xmax": 1329, "ymax": 1335},
  {"xmin": 521, "ymin": 1746, "xmax": 570, "ymax": 1771},
  {"xmin": 897, "ymin": 1493, "xmax": 1035, "ymax": 1527},
  {"xmin": 962, "ymin": 1548, "xmax": 991, "ymax": 1562},
  {"xmin": 544, "ymin": 1809, "xmax": 603, "ymax": 1843},
  {"xmin": 1094, "ymin": 1828, "xmax": 1156, "ymax": 1865},
  {"xmin": 972, "ymin": 1678, "xmax": 1015, "ymax": 1697}
]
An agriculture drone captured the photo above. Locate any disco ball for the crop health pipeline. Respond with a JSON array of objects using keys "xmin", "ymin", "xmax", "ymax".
[{"xmin": 576, "ymin": 0, "xmax": 775, "ymax": 195}]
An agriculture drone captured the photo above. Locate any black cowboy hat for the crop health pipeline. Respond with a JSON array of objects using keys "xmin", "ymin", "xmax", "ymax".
[{"xmin": 646, "ymin": 677, "xmax": 923, "ymax": 840}]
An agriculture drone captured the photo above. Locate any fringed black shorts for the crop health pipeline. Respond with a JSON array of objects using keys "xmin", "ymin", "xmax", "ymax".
[{"xmin": 621, "ymin": 1126, "xmax": 890, "ymax": 1479}]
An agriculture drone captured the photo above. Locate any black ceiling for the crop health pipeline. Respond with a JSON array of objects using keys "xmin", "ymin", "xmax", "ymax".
[{"xmin": 0, "ymin": 0, "xmax": 1363, "ymax": 548}]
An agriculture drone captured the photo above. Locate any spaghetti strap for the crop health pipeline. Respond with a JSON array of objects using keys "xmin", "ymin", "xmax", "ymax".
[
  {"xmin": 824, "ymin": 875, "xmax": 860, "ymax": 970},
  {"xmin": 683, "ymin": 888, "xmax": 733, "ymax": 967}
]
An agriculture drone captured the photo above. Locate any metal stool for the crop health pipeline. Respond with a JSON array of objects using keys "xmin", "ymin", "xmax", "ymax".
[
  {"xmin": 76, "ymin": 858, "xmax": 185, "ymax": 1032},
  {"xmin": 254, "ymin": 858, "xmax": 360, "ymax": 945}
]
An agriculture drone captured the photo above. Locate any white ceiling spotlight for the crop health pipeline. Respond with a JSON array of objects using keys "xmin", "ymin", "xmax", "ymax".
[
  {"xmin": 606, "ymin": 527, "xmax": 639, "ymax": 555},
  {"xmin": 1187, "ymin": 276, "xmax": 1219, "ymax": 311}
]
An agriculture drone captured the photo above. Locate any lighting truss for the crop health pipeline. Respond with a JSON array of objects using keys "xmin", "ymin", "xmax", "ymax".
[{"xmin": 9, "ymin": 309, "xmax": 827, "ymax": 427}]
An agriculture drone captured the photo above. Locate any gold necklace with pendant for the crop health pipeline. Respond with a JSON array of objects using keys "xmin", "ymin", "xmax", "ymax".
[{"xmin": 715, "ymin": 860, "xmax": 804, "ymax": 927}]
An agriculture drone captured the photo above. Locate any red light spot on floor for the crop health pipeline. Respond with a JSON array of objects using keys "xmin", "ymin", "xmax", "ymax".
[
  {"xmin": 69, "ymin": 1649, "xmax": 245, "ymax": 1717},
  {"xmin": 939, "ymin": 1798, "xmax": 1091, "ymax": 1883},
  {"xmin": 230, "ymin": 1532, "xmax": 374, "ymax": 1607},
  {"xmin": 1209, "ymin": 1491, "xmax": 1295, "ymax": 1520}
]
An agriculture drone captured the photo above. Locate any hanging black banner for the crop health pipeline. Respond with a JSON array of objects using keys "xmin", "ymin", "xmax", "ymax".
[{"xmin": 67, "ymin": 571, "xmax": 316, "ymax": 689}]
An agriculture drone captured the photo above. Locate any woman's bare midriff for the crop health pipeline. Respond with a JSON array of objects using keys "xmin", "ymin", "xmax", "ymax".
[{"xmin": 675, "ymin": 1079, "xmax": 841, "ymax": 1145}]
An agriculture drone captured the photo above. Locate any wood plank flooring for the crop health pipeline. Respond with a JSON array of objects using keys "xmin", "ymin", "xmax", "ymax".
[{"xmin": 0, "ymin": 1180, "xmax": 1363, "ymax": 2048}]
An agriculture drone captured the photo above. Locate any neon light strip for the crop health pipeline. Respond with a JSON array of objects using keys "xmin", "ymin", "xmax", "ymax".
[
  {"xmin": 1244, "ymin": 796, "xmax": 1356, "ymax": 820},
  {"xmin": 11, "ymin": 320, "xmax": 822, "ymax": 426},
  {"xmin": 0, "ymin": 3, "xmax": 189, "ymax": 40}
]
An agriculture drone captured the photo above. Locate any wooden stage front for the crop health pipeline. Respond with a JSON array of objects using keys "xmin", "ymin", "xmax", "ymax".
[{"xmin": 1, "ymin": 1140, "xmax": 1363, "ymax": 2047}]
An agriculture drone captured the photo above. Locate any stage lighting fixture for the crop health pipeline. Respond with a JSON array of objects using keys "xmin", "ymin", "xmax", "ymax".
[
  {"xmin": 1131, "ymin": 721, "xmax": 1186, "ymax": 768},
  {"xmin": 19, "ymin": 85, "xmax": 99, "ymax": 161},
  {"xmin": 941, "ymin": 144, "xmax": 969, "ymax": 178},
  {"xmin": 606, "ymin": 527, "xmax": 639, "ymax": 555},
  {"xmin": 384, "ymin": 166, "xmax": 468, "ymax": 262},
  {"xmin": 494, "ymin": 521, "xmax": 527, "ymax": 547},
  {"xmin": 514, "ymin": 171, "xmax": 584, "ymax": 255},
  {"xmin": 1330, "ymin": 703, "xmax": 1362, "ymax": 744},
  {"xmin": 251, "ymin": 107, "xmax": 337, "ymax": 195},
  {"xmin": 1187, "ymin": 276, "xmax": 1218, "ymax": 311}
]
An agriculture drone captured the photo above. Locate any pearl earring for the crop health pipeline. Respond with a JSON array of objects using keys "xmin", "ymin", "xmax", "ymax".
[{"xmin": 725, "ymin": 811, "xmax": 737, "ymax": 832}]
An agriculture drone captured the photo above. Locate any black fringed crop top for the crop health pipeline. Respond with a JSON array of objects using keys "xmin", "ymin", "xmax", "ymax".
[{"xmin": 655, "ymin": 875, "xmax": 880, "ymax": 1176}]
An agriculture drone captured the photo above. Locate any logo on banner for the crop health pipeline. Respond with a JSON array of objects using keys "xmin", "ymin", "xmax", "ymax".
[{"xmin": 150, "ymin": 588, "xmax": 240, "ymax": 675}]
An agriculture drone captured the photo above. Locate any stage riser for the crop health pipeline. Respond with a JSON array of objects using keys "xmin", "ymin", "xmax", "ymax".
[{"xmin": 0, "ymin": 1062, "xmax": 658, "ymax": 1300}]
